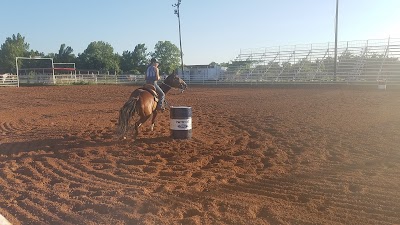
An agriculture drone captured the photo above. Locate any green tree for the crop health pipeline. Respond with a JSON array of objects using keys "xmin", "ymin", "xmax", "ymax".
[
  {"xmin": 226, "ymin": 59, "xmax": 255, "ymax": 78},
  {"xmin": 152, "ymin": 41, "xmax": 180, "ymax": 74},
  {"xmin": 77, "ymin": 41, "xmax": 120, "ymax": 72},
  {"xmin": 209, "ymin": 62, "xmax": 219, "ymax": 67},
  {"xmin": 54, "ymin": 44, "xmax": 75, "ymax": 63},
  {"xmin": 132, "ymin": 44, "xmax": 148, "ymax": 74},
  {"xmin": 22, "ymin": 50, "xmax": 50, "ymax": 69},
  {"xmin": 220, "ymin": 62, "xmax": 229, "ymax": 67},
  {"xmin": 120, "ymin": 44, "xmax": 148, "ymax": 74},
  {"xmin": 120, "ymin": 50, "xmax": 133, "ymax": 73},
  {"xmin": 0, "ymin": 33, "xmax": 30, "ymax": 73}
]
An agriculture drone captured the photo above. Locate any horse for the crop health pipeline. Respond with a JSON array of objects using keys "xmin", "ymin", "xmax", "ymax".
[{"xmin": 117, "ymin": 73, "xmax": 187, "ymax": 140}]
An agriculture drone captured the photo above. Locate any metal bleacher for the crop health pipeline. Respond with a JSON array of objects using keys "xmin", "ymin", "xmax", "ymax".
[{"xmin": 223, "ymin": 37, "xmax": 400, "ymax": 85}]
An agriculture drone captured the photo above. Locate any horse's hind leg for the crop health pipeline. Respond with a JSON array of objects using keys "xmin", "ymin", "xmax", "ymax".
[
  {"xmin": 150, "ymin": 111, "xmax": 158, "ymax": 131},
  {"xmin": 133, "ymin": 115, "xmax": 151, "ymax": 139}
]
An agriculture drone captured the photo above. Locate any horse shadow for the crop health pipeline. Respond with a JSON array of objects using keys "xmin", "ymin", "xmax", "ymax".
[{"xmin": 0, "ymin": 134, "xmax": 121, "ymax": 157}]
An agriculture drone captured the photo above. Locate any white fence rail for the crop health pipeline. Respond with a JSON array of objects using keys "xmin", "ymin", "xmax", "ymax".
[
  {"xmin": 0, "ymin": 74, "xmax": 19, "ymax": 87},
  {"xmin": 15, "ymin": 72, "xmax": 146, "ymax": 85}
]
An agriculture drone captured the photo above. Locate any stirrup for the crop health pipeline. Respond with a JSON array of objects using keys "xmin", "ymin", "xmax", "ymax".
[
  {"xmin": 164, "ymin": 99, "xmax": 169, "ymax": 108},
  {"xmin": 156, "ymin": 105, "xmax": 165, "ymax": 112}
]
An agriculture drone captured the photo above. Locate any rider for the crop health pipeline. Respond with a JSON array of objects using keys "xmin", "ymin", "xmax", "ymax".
[{"xmin": 145, "ymin": 58, "xmax": 165, "ymax": 111}]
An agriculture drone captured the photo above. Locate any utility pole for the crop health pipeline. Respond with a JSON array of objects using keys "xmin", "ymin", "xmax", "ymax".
[
  {"xmin": 333, "ymin": 0, "xmax": 339, "ymax": 81},
  {"xmin": 173, "ymin": 0, "xmax": 184, "ymax": 76}
]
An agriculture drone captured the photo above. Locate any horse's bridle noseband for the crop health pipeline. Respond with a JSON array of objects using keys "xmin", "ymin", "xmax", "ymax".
[
  {"xmin": 162, "ymin": 81, "xmax": 186, "ymax": 91},
  {"xmin": 161, "ymin": 81, "xmax": 173, "ymax": 88}
]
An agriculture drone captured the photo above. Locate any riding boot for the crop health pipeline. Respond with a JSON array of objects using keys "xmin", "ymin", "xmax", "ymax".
[{"xmin": 156, "ymin": 102, "xmax": 165, "ymax": 112}]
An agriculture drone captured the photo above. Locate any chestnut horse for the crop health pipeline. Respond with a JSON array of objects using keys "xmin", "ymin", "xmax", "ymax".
[{"xmin": 117, "ymin": 73, "xmax": 187, "ymax": 140}]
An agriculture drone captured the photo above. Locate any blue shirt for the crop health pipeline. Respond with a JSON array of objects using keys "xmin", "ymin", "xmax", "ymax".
[{"xmin": 146, "ymin": 65, "xmax": 157, "ymax": 81}]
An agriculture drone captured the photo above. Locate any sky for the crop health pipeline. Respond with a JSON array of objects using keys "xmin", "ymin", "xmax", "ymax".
[{"xmin": 1, "ymin": 0, "xmax": 400, "ymax": 65}]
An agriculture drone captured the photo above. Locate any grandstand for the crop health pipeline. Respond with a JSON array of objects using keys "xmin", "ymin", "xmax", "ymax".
[{"xmin": 226, "ymin": 37, "xmax": 400, "ymax": 84}]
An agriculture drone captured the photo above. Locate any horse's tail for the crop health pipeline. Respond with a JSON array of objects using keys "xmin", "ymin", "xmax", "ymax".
[{"xmin": 117, "ymin": 95, "xmax": 139, "ymax": 136}]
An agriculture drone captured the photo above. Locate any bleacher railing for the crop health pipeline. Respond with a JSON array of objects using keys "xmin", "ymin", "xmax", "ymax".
[{"xmin": 218, "ymin": 37, "xmax": 400, "ymax": 86}]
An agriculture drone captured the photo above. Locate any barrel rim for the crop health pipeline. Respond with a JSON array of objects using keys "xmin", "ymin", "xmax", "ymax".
[{"xmin": 170, "ymin": 106, "xmax": 192, "ymax": 109}]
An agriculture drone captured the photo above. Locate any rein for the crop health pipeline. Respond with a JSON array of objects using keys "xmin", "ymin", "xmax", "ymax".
[
  {"xmin": 162, "ymin": 81, "xmax": 186, "ymax": 93},
  {"xmin": 161, "ymin": 81, "xmax": 173, "ymax": 89}
]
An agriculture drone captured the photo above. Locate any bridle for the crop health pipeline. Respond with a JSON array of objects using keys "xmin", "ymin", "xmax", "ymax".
[
  {"xmin": 159, "ymin": 80, "xmax": 181, "ymax": 108},
  {"xmin": 161, "ymin": 81, "xmax": 173, "ymax": 89},
  {"xmin": 162, "ymin": 80, "xmax": 186, "ymax": 92}
]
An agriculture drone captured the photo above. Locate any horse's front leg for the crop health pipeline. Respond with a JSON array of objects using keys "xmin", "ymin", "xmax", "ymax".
[{"xmin": 150, "ymin": 111, "xmax": 158, "ymax": 131}]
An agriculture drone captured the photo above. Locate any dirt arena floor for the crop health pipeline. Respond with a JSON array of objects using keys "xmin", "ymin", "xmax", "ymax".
[{"xmin": 0, "ymin": 84, "xmax": 399, "ymax": 225}]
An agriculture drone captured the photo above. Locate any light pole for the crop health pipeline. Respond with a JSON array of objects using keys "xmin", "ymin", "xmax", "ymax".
[
  {"xmin": 15, "ymin": 57, "xmax": 19, "ymax": 87},
  {"xmin": 173, "ymin": 0, "xmax": 184, "ymax": 77},
  {"xmin": 333, "ymin": 0, "xmax": 339, "ymax": 81}
]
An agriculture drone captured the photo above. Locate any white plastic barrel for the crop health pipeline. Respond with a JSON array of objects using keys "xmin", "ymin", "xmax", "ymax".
[{"xmin": 170, "ymin": 106, "xmax": 192, "ymax": 139}]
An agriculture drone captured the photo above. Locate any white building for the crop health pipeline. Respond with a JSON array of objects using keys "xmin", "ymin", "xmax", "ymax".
[{"xmin": 178, "ymin": 65, "xmax": 227, "ymax": 82}]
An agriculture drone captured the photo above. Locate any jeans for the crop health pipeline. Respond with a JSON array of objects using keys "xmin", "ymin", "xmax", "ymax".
[{"xmin": 146, "ymin": 80, "xmax": 165, "ymax": 107}]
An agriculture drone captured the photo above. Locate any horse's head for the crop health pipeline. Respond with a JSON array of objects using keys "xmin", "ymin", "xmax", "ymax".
[{"xmin": 164, "ymin": 72, "xmax": 187, "ymax": 91}]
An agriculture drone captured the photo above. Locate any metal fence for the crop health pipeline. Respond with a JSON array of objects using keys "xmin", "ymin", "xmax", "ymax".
[
  {"xmin": 5, "ymin": 38, "xmax": 400, "ymax": 87},
  {"xmin": 16, "ymin": 70, "xmax": 146, "ymax": 85}
]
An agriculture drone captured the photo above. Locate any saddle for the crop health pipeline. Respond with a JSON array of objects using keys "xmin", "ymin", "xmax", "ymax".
[{"xmin": 139, "ymin": 84, "xmax": 159, "ymax": 102}]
